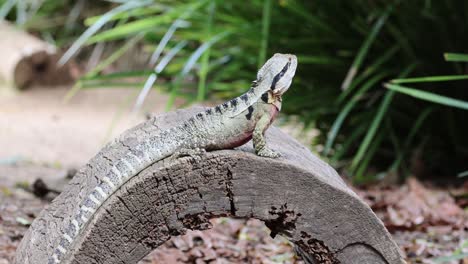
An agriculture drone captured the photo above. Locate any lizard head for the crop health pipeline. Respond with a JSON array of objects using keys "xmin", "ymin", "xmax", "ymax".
[{"xmin": 256, "ymin": 53, "xmax": 297, "ymax": 96}]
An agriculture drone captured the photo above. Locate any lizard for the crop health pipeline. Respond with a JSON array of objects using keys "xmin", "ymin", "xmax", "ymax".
[{"xmin": 49, "ymin": 53, "xmax": 297, "ymax": 264}]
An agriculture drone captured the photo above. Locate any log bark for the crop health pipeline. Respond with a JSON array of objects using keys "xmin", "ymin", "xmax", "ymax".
[
  {"xmin": 15, "ymin": 107, "xmax": 405, "ymax": 264},
  {"xmin": 0, "ymin": 21, "xmax": 73, "ymax": 89}
]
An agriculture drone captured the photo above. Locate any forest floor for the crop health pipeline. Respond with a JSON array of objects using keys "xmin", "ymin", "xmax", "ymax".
[{"xmin": 0, "ymin": 86, "xmax": 467, "ymax": 264}]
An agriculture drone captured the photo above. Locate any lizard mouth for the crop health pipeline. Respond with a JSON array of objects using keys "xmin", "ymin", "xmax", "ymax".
[{"xmin": 274, "ymin": 78, "xmax": 293, "ymax": 95}]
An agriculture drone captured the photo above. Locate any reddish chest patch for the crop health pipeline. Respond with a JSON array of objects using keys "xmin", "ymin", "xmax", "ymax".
[
  {"xmin": 269, "ymin": 105, "xmax": 279, "ymax": 124},
  {"xmin": 221, "ymin": 104, "xmax": 279, "ymax": 149},
  {"xmin": 229, "ymin": 134, "xmax": 253, "ymax": 148}
]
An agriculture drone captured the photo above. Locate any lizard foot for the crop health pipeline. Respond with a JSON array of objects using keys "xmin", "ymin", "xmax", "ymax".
[
  {"xmin": 170, "ymin": 148, "xmax": 207, "ymax": 163},
  {"xmin": 256, "ymin": 148, "xmax": 281, "ymax": 158}
]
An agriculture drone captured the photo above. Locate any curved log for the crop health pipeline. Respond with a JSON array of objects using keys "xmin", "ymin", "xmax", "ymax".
[{"xmin": 15, "ymin": 107, "xmax": 404, "ymax": 264}]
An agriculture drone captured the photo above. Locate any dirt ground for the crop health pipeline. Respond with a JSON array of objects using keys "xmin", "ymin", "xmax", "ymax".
[
  {"xmin": 0, "ymin": 86, "xmax": 466, "ymax": 263},
  {"xmin": 0, "ymin": 85, "xmax": 170, "ymax": 168}
]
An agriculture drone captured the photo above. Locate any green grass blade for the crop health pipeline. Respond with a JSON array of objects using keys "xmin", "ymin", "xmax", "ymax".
[
  {"xmin": 65, "ymin": 0, "xmax": 86, "ymax": 32},
  {"xmin": 385, "ymin": 84, "xmax": 468, "ymax": 110},
  {"xmin": 331, "ymin": 124, "xmax": 367, "ymax": 163},
  {"xmin": 197, "ymin": 0, "xmax": 216, "ymax": 101},
  {"xmin": 391, "ymin": 75, "xmax": 468, "ymax": 84},
  {"xmin": 350, "ymin": 90, "xmax": 394, "ymax": 172},
  {"xmin": 361, "ymin": 46, "xmax": 399, "ymax": 77},
  {"xmin": 80, "ymin": 81, "xmax": 146, "ymax": 88},
  {"xmin": 86, "ymin": 33, "xmax": 144, "ymax": 78},
  {"xmin": 444, "ymin": 53, "xmax": 468, "ymax": 62},
  {"xmin": 146, "ymin": 2, "xmax": 199, "ymax": 66},
  {"xmin": 15, "ymin": 0, "xmax": 26, "ymax": 25},
  {"xmin": 389, "ymin": 108, "xmax": 432, "ymax": 171},
  {"xmin": 337, "ymin": 45, "xmax": 399, "ymax": 104},
  {"xmin": 134, "ymin": 40, "xmax": 188, "ymax": 111},
  {"xmin": 63, "ymin": 33, "xmax": 143, "ymax": 102},
  {"xmin": 341, "ymin": 5, "xmax": 393, "ymax": 90},
  {"xmin": 258, "ymin": 0, "xmax": 272, "ymax": 67},
  {"xmin": 386, "ymin": 23, "xmax": 417, "ymax": 61},
  {"xmin": 149, "ymin": 19, "xmax": 189, "ymax": 66},
  {"xmin": 134, "ymin": 73, "xmax": 157, "ymax": 112},
  {"xmin": 181, "ymin": 31, "xmax": 231, "ymax": 76},
  {"xmin": 0, "ymin": 0, "xmax": 17, "ymax": 19},
  {"xmin": 297, "ymin": 55, "xmax": 342, "ymax": 65},
  {"xmin": 323, "ymin": 101, "xmax": 356, "ymax": 156},
  {"xmin": 324, "ymin": 72, "xmax": 388, "ymax": 155},
  {"xmin": 385, "ymin": 118, "xmax": 402, "ymax": 161},
  {"xmin": 82, "ymin": 70, "xmax": 155, "ymax": 80},
  {"xmin": 58, "ymin": 0, "xmax": 150, "ymax": 65},
  {"xmin": 154, "ymin": 40, "xmax": 188, "ymax": 74},
  {"xmin": 354, "ymin": 132, "xmax": 384, "ymax": 182},
  {"xmin": 62, "ymin": 82, "xmax": 83, "ymax": 103},
  {"xmin": 349, "ymin": 64, "xmax": 416, "ymax": 172},
  {"xmin": 283, "ymin": 0, "xmax": 336, "ymax": 34},
  {"xmin": 88, "ymin": 1, "xmax": 208, "ymax": 44},
  {"xmin": 87, "ymin": 16, "xmax": 170, "ymax": 44},
  {"xmin": 84, "ymin": 4, "xmax": 165, "ymax": 26},
  {"xmin": 167, "ymin": 30, "xmax": 232, "ymax": 110}
]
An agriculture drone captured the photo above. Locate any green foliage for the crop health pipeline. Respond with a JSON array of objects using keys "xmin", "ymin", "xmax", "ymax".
[
  {"xmin": 0, "ymin": 0, "xmax": 111, "ymax": 46},
  {"xmin": 5, "ymin": 0, "xmax": 468, "ymax": 181},
  {"xmin": 385, "ymin": 83, "xmax": 468, "ymax": 111}
]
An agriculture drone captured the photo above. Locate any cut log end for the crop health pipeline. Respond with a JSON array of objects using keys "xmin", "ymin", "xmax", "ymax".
[{"xmin": 0, "ymin": 21, "xmax": 74, "ymax": 89}]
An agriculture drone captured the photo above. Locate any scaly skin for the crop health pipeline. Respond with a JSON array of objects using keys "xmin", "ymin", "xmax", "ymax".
[{"xmin": 49, "ymin": 53, "xmax": 297, "ymax": 264}]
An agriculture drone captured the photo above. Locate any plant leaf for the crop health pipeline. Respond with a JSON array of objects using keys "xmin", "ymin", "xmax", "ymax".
[
  {"xmin": 341, "ymin": 5, "xmax": 393, "ymax": 90},
  {"xmin": 389, "ymin": 108, "xmax": 433, "ymax": 171},
  {"xmin": 167, "ymin": 30, "xmax": 232, "ymax": 110},
  {"xmin": 444, "ymin": 53, "xmax": 468, "ymax": 62},
  {"xmin": 87, "ymin": 1, "xmax": 208, "ymax": 44},
  {"xmin": 350, "ymin": 64, "xmax": 416, "ymax": 172},
  {"xmin": 258, "ymin": 0, "xmax": 272, "ymax": 67},
  {"xmin": 350, "ymin": 90, "xmax": 394, "ymax": 172},
  {"xmin": 391, "ymin": 75, "xmax": 468, "ymax": 84},
  {"xmin": 385, "ymin": 84, "xmax": 468, "ymax": 110},
  {"xmin": 324, "ymin": 72, "xmax": 388, "ymax": 155},
  {"xmin": 197, "ymin": 0, "xmax": 216, "ymax": 101},
  {"xmin": 133, "ymin": 40, "xmax": 188, "ymax": 111},
  {"xmin": 58, "ymin": 0, "xmax": 151, "ymax": 65}
]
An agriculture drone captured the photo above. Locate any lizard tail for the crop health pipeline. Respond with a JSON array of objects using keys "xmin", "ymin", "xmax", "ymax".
[{"xmin": 49, "ymin": 128, "xmax": 183, "ymax": 263}]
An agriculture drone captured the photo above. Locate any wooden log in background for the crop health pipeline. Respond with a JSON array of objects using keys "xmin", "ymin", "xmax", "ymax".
[
  {"xmin": 15, "ymin": 107, "xmax": 405, "ymax": 264},
  {"xmin": 0, "ymin": 20, "xmax": 73, "ymax": 89}
]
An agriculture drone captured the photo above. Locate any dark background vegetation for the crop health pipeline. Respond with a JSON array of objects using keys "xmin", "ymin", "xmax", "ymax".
[{"xmin": 2, "ymin": 0, "xmax": 468, "ymax": 183}]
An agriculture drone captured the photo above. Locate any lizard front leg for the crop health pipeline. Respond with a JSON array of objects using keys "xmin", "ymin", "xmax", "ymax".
[
  {"xmin": 253, "ymin": 114, "xmax": 280, "ymax": 158},
  {"xmin": 168, "ymin": 147, "xmax": 206, "ymax": 163}
]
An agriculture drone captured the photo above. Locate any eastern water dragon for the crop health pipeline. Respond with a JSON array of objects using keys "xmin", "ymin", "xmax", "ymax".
[{"xmin": 49, "ymin": 53, "xmax": 298, "ymax": 263}]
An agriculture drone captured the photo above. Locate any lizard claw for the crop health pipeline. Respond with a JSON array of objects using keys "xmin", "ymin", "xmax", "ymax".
[{"xmin": 256, "ymin": 148, "xmax": 281, "ymax": 158}]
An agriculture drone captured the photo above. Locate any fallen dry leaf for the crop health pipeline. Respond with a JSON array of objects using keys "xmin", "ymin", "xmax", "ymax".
[{"xmin": 358, "ymin": 177, "xmax": 468, "ymax": 231}]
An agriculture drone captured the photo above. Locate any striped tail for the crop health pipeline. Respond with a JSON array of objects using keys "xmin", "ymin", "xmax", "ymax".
[{"xmin": 49, "ymin": 132, "xmax": 179, "ymax": 264}]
